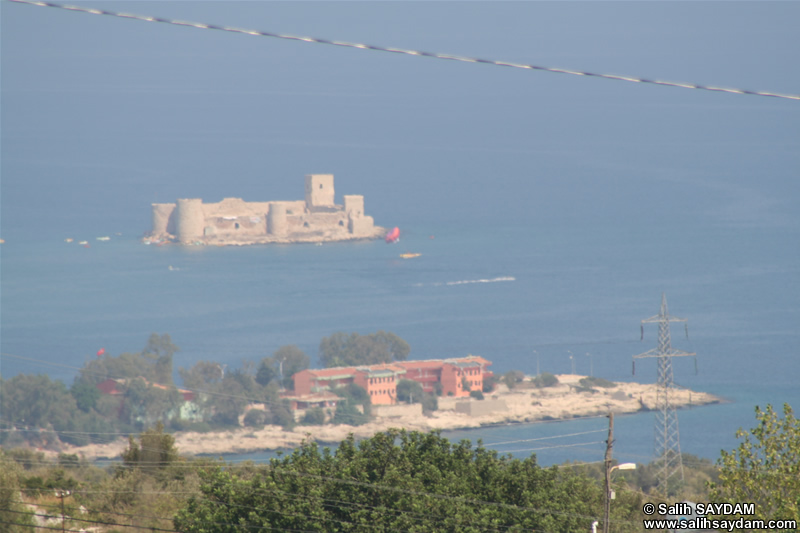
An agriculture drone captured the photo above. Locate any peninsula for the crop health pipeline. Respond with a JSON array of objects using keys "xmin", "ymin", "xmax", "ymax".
[
  {"xmin": 56, "ymin": 374, "xmax": 721, "ymax": 460},
  {"xmin": 146, "ymin": 174, "xmax": 385, "ymax": 245}
]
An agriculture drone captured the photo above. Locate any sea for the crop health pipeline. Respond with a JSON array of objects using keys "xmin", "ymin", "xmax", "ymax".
[{"xmin": 2, "ymin": 1, "xmax": 799, "ymax": 468}]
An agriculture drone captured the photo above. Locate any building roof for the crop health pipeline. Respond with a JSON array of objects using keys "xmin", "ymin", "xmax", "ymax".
[
  {"xmin": 280, "ymin": 391, "xmax": 340, "ymax": 402},
  {"xmin": 397, "ymin": 355, "xmax": 492, "ymax": 370},
  {"xmin": 296, "ymin": 357, "xmax": 492, "ymax": 383},
  {"xmin": 299, "ymin": 363, "xmax": 407, "ymax": 380}
]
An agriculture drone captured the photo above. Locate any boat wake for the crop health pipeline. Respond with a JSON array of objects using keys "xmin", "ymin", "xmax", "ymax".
[{"xmin": 415, "ymin": 276, "xmax": 516, "ymax": 287}]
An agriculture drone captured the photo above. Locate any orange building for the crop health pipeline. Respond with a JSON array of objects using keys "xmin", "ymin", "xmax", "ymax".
[
  {"xmin": 396, "ymin": 356, "xmax": 492, "ymax": 398},
  {"xmin": 292, "ymin": 364, "xmax": 406, "ymax": 405},
  {"xmin": 292, "ymin": 356, "xmax": 493, "ymax": 405}
]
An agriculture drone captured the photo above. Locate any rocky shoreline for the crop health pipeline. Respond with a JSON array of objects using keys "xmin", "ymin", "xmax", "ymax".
[{"xmin": 56, "ymin": 374, "xmax": 722, "ymax": 461}]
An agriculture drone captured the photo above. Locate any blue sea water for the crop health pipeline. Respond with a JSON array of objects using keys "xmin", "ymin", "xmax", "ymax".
[{"xmin": 2, "ymin": 1, "xmax": 799, "ymax": 467}]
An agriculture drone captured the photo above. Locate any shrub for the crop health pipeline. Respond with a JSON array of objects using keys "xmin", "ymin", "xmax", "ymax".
[
  {"xmin": 243, "ymin": 409, "xmax": 268, "ymax": 428},
  {"xmin": 469, "ymin": 390, "xmax": 485, "ymax": 400},
  {"xmin": 301, "ymin": 407, "xmax": 326, "ymax": 426},
  {"xmin": 532, "ymin": 372, "xmax": 559, "ymax": 388},
  {"xmin": 332, "ymin": 401, "xmax": 369, "ymax": 426},
  {"xmin": 579, "ymin": 376, "xmax": 616, "ymax": 388},
  {"xmin": 422, "ymin": 393, "xmax": 438, "ymax": 413},
  {"xmin": 269, "ymin": 404, "xmax": 296, "ymax": 430},
  {"xmin": 502, "ymin": 370, "xmax": 525, "ymax": 390}
]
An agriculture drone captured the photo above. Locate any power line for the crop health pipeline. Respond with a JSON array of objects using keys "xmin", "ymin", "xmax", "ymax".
[{"xmin": 6, "ymin": 0, "xmax": 799, "ymax": 102}]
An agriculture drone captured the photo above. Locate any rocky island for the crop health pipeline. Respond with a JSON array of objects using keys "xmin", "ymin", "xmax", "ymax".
[{"xmin": 146, "ymin": 174, "xmax": 385, "ymax": 245}]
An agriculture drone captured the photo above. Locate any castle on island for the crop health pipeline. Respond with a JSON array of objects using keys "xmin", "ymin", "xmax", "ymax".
[{"xmin": 148, "ymin": 174, "xmax": 384, "ymax": 245}]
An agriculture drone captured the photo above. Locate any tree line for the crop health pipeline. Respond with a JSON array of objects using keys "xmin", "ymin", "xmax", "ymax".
[
  {"xmin": 0, "ymin": 330, "xmax": 417, "ymax": 448},
  {"xmin": 2, "ymin": 404, "xmax": 797, "ymax": 532}
]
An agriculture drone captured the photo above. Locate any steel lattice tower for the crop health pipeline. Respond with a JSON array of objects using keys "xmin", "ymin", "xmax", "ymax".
[{"xmin": 633, "ymin": 293, "xmax": 696, "ymax": 495}]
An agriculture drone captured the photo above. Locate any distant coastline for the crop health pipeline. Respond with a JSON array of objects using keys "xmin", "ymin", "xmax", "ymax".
[{"xmin": 56, "ymin": 374, "xmax": 722, "ymax": 461}]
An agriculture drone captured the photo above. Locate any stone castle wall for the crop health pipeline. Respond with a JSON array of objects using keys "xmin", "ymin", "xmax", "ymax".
[{"xmin": 149, "ymin": 174, "xmax": 382, "ymax": 245}]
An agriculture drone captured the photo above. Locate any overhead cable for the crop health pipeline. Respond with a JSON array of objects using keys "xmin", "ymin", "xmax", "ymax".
[{"xmin": 6, "ymin": 0, "xmax": 799, "ymax": 101}]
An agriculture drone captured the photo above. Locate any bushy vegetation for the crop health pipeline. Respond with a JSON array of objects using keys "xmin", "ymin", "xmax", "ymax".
[
  {"xmin": 578, "ymin": 376, "xmax": 616, "ymax": 389},
  {"xmin": 502, "ymin": 370, "xmax": 525, "ymax": 389},
  {"xmin": 0, "ymin": 334, "xmax": 312, "ymax": 450},
  {"xmin": 482, "ymin": 374, "xmax": 498, "ymax": 392},
  {"xmin": 2, "ymin": 403, "xmax": 796, "ymax": 533},
  {"xmin": 256, "ymin": 344, "xmax": 310, "ymax": 390},
  {"xmin": 396, "ymin": 378, "xmax": 424, "ymax": 403},
  {"xmin": 300, "ymin": 407, "xmax": 326, "ymax": 425},
  {"xmin": 331, "ymin": 383, "xmax": 372, "ymax": 426},
  {"xmin": 173, "ymin": 429, "xmax": 615, "ymax": 533},
  {"xmin": 318, "ymin": 330, "xmax": 410, "ymax": 367},
  {"xmin": 532, "ymin": 372, "xmax": 559, "ymax": 388},
  {"xmin": 709, "ymin": 403, "xmax": 800, "ymax": 525}
]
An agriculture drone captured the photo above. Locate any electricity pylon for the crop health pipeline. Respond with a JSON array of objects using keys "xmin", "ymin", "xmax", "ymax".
[{"xmin": 633, "ymin": 293, "xmax": 696, "ymax": 495}]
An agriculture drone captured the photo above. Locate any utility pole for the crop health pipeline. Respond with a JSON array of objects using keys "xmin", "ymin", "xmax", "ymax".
[
  {"xmin": 57, "ymin": 489, "xmax": 71, "ymax": 533},
  {"xmin": 633, "ymin": 293, "xmax": 696, "ymax": 496},
  {"xmin": 603, "ymin": 412, "xmax": 614, "ymax": 533}
]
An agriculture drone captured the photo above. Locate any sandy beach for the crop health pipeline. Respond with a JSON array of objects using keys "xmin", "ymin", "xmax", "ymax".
[{"xmin": 59, "ymin": 375, "xmax": 722, "ymax": 461}]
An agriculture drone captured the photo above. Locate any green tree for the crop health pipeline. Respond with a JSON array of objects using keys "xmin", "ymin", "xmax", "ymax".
[
  {"xmin": 502, "ymin": 370, "xmax": 525, "ymax": 389},
  {"xmin": 0, "ymin": 374, "xmax": 80, "ymax": 442},
  {"xmin": 332, "ymin": 400, "xmax": 370, "ymax": 426},
  {"xmin": 120, "ymin": 377, "xmax": 184, "ymax": 428},
  {"xmin": 422, "ymin": 392, "xmax": 438, "ymax": 413},
  {"xmin": 255, "ymin": 359, "xmax": 276, "ymax": 386},
  {"xmin": 174, "ymin": 429, "xmax": 608, "ymax": 532},
  {"xmin": 482, "ymin": 374, "xmax": 498, "ymax": 393},
  {"xmin": 121, "ymin": 422, "xmax": 179, "ymax": 473},
  {"xmin": 319, "ymin": 331, "xmax": 410, "ymax": 368},
  {"xmin": 0, "ymin": 449, "xmax": 35, "ymax": 531},
  {"xmin": 76, "ymin": 334, "xmax": 178, "ymax": 388},
  {"xmin": 142, "ymin": 333, "xmax": 180, "ymax": 384},
  {"xmin": 178, "ymin": 360, "xmax": 224, "ymax": 391},
  {"xmin": 708, "ymin": 403, "xmax": 800, "ymax": 526},
  {"xmin": 258, "ymin": 345, "xmax": 310, "ymax": 389},
  {"xmin": 70, "ymin": 381, "xmax": 100, "ymax": 412},
  {"xmin": 300, "ymin": 407, "xmax": 326, "ymax": 425},
  {"xmin": 532, "ymin": 372, "xmax": 559, "ymax": 388},
  {"xmin": 243, "ymin": 409, "xmax": 268, "ymax": 428},
  {"xmin": 396, "ymin": 379, "xmax": 424, "ymax": 404}
]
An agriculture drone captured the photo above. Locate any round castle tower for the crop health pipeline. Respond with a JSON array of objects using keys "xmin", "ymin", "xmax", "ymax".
[
  {"xmin": 176, "ymin": 198, "xmax": 204, "ymax": 243},
  {"xmin": 267, "ymin": 202, "xmax": 288, "ymax": 237},
  {"xmin": 151, "ymin": 203, "xmax": 176, "ymax": 236}
]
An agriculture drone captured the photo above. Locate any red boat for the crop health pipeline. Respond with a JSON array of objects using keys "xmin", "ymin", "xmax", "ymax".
[{"xmin": 385, "ymin": 227, "xmax": 400, "ymax": 243}]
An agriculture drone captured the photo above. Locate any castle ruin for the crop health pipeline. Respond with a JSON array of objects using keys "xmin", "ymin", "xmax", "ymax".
[{"xmin": 148, "ymin": 174, "xmax": 384, "ymax": 245}]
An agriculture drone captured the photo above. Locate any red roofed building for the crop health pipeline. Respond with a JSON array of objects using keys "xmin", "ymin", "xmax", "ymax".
[
  {"xmin": 292, "ymin": 364, "xmax": 406, "ymax": 405},
  {"xmin": 292, "ymin": 356, "xmax": 492, "ymax": 405},
  {"xmin": 396, "ymin": 356, "xmax": 492, "ymax": 398}
]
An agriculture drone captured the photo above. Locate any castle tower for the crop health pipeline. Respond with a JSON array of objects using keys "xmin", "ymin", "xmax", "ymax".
[
  {"xmin": 176, "ymin": 198, "xmax": 204, "ymax": 243},
  {"xmin": 343, "ymin": 195, "xmax": 364, "ymax": 218},
  {"xmin": 151, "ymin": 203, "xmax": 176, "ymax": 236},
  {"xmin": 305, "ymin": 174, "xmax": 335, "ymax": 210},
  {"xmin": 267, "ymin": 202, "xmax": 288, "ymax": 237},
  {"xmin": 344, "ymin": 195, "xmax": 374, "ymax": 236}
]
